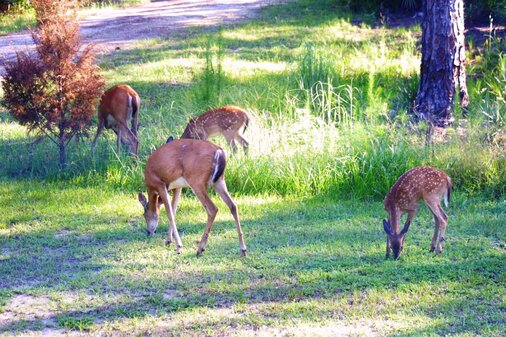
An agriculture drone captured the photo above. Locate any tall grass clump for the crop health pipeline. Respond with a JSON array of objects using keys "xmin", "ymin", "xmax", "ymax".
[
  {"xmin": 194, "ymin": 31, "xmax": 225, "ymax": 109},
  {"xmin": 0, "ymin": 0, "xmax": 504, "ymax": 202},
  {"xmin": 221, "ymin": 108, "xmax": 503, "ymax": 199},
  {"xmin": 468, "ymin": 28, "xmax": 505, "ymax": 127}
]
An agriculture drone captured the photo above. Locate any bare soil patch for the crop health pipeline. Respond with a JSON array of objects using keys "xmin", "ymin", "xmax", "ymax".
[{"xmin": 0, "ymin": 0, "xmax": 284, "ymax": 75}]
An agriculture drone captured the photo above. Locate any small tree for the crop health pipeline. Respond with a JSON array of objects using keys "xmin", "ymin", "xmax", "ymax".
[{"xmin": 2, "ymin": 0, "xmax": 104, "ymax": 169}]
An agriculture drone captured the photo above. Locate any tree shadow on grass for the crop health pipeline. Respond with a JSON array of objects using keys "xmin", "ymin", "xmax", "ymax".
[{"xmin": 0, "ymin": 189, "xmax": 504, "ymax": 334}]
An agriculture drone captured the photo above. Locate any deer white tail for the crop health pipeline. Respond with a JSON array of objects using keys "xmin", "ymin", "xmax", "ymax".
[
  {"xmin": 211, "ymin": 149, "xmax": 226, "ymax": 183},
  {"xmin": 443, "ymin": 176, "xmax": 452, "ymax": 207}
]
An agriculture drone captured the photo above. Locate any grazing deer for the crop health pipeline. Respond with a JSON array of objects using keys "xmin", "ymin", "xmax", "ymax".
[
  {"xmin": 181, "ymin": 106, "xmax": 249, "ymax": 153},
  {"xmin": 137, "ymin": 138, "xmax": 247, "ymax": 257},
  {"xmin": 91, "ymin": 84, "xmax": 140, "ymax": 155},
  {"xmin": 383, "ymin": 166, "xmax": 452, "ymax": 260}
]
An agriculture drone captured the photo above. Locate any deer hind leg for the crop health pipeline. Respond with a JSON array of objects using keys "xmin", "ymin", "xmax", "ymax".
[
  {"xmin": 436, "ymin": 204, "xmax": 449, "ymax": 254},
  {"xmin": 192, "ymin": 186, "xmax": 218, "ymax": 256},
  {"xmin": 214, "ymin": 178, "xmax": 247, "ymax": 256},
  {"xmin": 158, "ymin": 186, "xmax": 183, "ymax": 253},
  {"xmin": 223, "ymin": 132, "xmax": 238, "ymax": 153},
  {"xmin": 236, "ymin": 134, "xmax": 249, "ymax": 154},
  {"xmin": 425, "ymin": 200, "xmax": 447, "ymax": 255}
]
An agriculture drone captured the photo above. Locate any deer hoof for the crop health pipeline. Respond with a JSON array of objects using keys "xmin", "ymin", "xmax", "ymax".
[
  {"xmin": 165, "ymin": 239, "xmax": 172, "ymax": 246},
  {"xmin": 240, "ymin": 249, "xmax": 247, "ymax": 257},
  {"xmin": 196, "ymin": 248, "xmax": 205, "ymax": 257},
  {"xmin": 429, "ymin": 246, "xmax": 435, "ymax": 253}
]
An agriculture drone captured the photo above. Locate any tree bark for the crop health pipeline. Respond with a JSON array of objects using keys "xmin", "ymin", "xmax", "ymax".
[
  {"xmin": 59, "ymin": 140, "xmax": 66, "ymax": 169},
  {"xmin": 415, "ymin": 0, "xmax": 469, "ymax": 127}
]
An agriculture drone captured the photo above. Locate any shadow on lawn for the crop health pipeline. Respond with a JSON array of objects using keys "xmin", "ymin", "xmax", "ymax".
[{"xmin": 0, "ymin": 189, "xmax": 504, "ymax": 334}]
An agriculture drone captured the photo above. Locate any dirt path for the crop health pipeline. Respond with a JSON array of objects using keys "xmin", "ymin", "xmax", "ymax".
[{"xmin": 0, "ymin": 0, "xmax": 283, "ymax": 75}]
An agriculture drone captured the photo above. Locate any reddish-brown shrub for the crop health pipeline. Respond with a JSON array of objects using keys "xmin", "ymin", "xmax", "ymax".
[{"xmin": 2, "ymin": 0, "xmax": 105, "ymax": 168}]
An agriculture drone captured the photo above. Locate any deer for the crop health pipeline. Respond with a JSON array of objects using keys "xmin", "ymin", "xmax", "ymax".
[
  {"xmin": 137, "ymin": 138, "xmax": 247, "ymax": 257},
  {"xmin": 91, "ymin": 84, "xmax": 140, "ymax": 155},
  {"xmin": 383, "ymin": 166, "xmax": 452, "ymax": 260},
  {"xmin": 181, "ymin": 106, "xmax": 249, "ymax": 153}
]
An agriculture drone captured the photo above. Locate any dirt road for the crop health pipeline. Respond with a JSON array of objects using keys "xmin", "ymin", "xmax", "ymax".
[{"xmin": 0, "ymin": 0, "xmax": 282, "ymax": 75}]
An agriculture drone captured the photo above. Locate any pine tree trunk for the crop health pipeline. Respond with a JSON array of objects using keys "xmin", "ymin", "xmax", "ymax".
[{"xmin": 415, "ymin": 0, "xmax": 469, "ymax": 127}]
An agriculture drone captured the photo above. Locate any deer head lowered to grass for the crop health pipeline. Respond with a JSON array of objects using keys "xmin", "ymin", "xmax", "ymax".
[
  {"xmin": 91, "ymin": 84, "xmax": 140, "ymax": 155},
  {"xmin": 138, "ymin": 138, "xmax": 247, "ymax": 257},
  {"xmin": 383, "ymin": 166, "xmax": 452, "ymax": 260},
  {"xmin": 181, "ymin": 106, "xmax": 249, "ymax": 153}
]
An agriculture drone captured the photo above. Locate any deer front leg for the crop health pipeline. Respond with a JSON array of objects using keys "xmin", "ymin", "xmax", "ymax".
[
  {"xmin": 91, "ymin": 118, "xmax": 105, "ymax": 153},
  {"xmin": 158, "ymin": 187, "xmax": 183, "ymax": 253},
  {"xmin": 165, "ymin": 188, "xmax": 182, "ymax": 246}
]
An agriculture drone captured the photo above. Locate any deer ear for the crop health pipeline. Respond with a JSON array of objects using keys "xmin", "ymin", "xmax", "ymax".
[
  {"xmin": 383, "ymin": 219, "xmax": 394, "ymax": 235},
  {"xmin": 138, "ymin": 192, "xmax": 148, "ymax": 209},
  {"xmin": 400, "ymin": 220, "xmax": 411, "ymax": 236},
  {"xmin": 166, "ymin": 136, "xmax": 174, "ymax": 144}
]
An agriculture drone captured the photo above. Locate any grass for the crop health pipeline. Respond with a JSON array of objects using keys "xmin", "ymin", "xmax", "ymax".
[
  {"xmin": 0, "ymin": 7, "xmax": 35, "ymax": 36},
  {"xmin": 0, "ymin": 180, "xmax": 504, "ymax": 335},
  {"xmin": 0, "ymin": 0, "xmax": 505, "ymax": 335}
]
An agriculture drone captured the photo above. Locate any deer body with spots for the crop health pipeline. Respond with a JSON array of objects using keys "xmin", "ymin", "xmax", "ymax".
[
  {"xmin": 138, "ymin": 138, "xmax": 247, "ymax": 257},
  {"xmin": 383, "ymin": 166, "xmax": 452, "ymax": 259},
  {"xmin": 181, "ymin": 106, "xmax": 249, "ymax": 153},
  {"xmin": 91, "ymin": 84, "xmax": 140, "ymax": 155}
]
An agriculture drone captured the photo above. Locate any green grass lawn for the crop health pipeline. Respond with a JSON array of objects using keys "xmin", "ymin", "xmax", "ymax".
[
  {"xmin": 0, "ymin": 0, "xmax": 505, "ymax": 335},
  {"xmin": 0, "ymin": 179, "xmax": 504, "ymax": 335}
]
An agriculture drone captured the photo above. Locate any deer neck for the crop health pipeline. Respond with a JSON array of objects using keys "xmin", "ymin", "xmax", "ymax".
[{"xmin": 387, "ymin": 206, "xmax": 402, "ymax": 234}]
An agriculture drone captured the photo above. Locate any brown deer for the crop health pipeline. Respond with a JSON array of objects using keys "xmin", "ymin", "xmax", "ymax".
[
  {"xmin": 137, "ymin": 138, "xmax": 247, "ymax": 257},
  {"xmin": 181, "ymin": 106, "xmax": 249, "ymax": 153},
  {"xmin": 91, "ymin": 84, "xmax": 140, "ymax": 155},
  {"xmin": 383, "ymin": 166, "xmax": 452, "ymax": 260}
]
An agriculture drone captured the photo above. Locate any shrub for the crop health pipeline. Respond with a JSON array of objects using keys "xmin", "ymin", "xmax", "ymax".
[{"xmin": 1, "ymin": 0, "xmax": 105, "ymax": 169}]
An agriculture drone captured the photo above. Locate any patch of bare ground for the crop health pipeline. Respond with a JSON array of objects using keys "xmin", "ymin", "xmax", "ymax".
[
  {"xmin": 0, "ymin": 294, "xmax": 58, "ymax": 330},
  {"xmin": 0, "ymin": 0, "xmax": 285, "ymax": 77}
]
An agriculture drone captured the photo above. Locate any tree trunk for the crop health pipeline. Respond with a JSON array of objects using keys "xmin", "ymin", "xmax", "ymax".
[
  {"xmin": 415, "ymin": 0, "xmax": 469, "ymax": 127},
  {"xmin": 59, "ymin": 140, "xmax": 66, "ymax": 170}
]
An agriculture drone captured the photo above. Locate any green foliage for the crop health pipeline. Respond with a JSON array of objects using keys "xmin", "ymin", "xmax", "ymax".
[
  {"xmin": 0, "ymin": 1, "xmax": 505, "ymax": 335},
  {"xmin": 0, "ymin": 6, "xmax": 35, "ymax": 35}
]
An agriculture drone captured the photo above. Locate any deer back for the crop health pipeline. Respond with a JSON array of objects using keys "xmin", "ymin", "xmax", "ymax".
[
  {"xmin": 144, "ymin": 139, "xmax": 225, "ymax": 190},
  {"xmin": 384, "ymin": 166, "xmax": 451, "ymax": 221},
  {"xmin": 181, "ymin": 106, "xmax": 249, "ymax": 139},
  {"xmin": 99, "ymin": 84, "xmax": 140, "ymax": 125}
]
